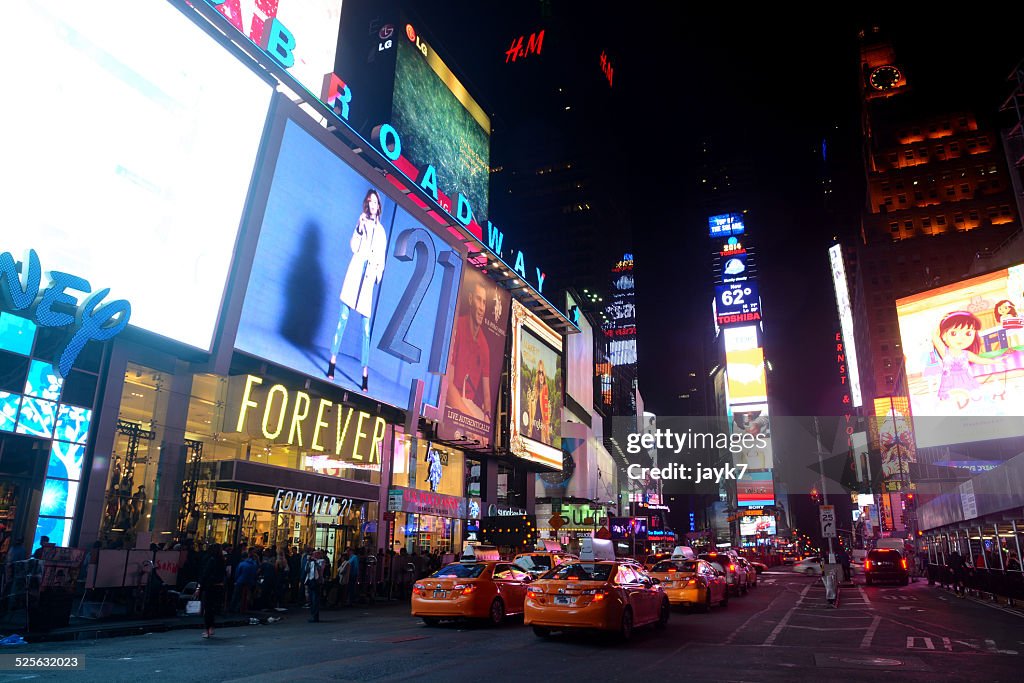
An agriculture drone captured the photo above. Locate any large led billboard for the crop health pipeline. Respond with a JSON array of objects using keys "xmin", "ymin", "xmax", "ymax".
[
  {"xmin": 4, "ymin": 0, "xmax": 272, "ymax": 352},
  {"xmin": 872, "ymin": 396, "xmax": 916, "ymax": 483},
  {"xmin": 739, "ymin": 514, "xmax": 777, "ymax": 536},
  {"xmin": 391, "ymin": 24, "xmax": 491, "ymax": 223},
  {"xmin": 716, "ymin": 283, "xmax": 760, "ymax": 323},
  {"xmin": 435, "ymin": 265, "xmax": 511, "ymax": 449},
  {"xmin": 829, "ymin": 245, "xmax": 863, "ymax": 407},
  {"xmin": 730, "ymin": 403, "xmax": 774, "ymax": 469},
  {"xmin": 737, "ymin": 471, "xmax": 774, "ymax": 507},
  {"xmin": 724, "ymin": 325, "xmax": 759, "ymax": 352},
  {"xmin": 709, "ymin": 213, "xmax": 745, "ymax": 238},
  {"xmin": 726, "ymin": 348, "xmax": 767, "ymax": 405},
  {"xmin": 895, "ymin": 264, "xmax": 1024, "ymax": 447},
  {"xmin": 234, "ymin": 109, "xmax": 463, "ymax": 410},
  {"xmin": 208, "ymin": 0, "xmax": 343, "ymax": 102},
  {"xmin": 510, "ymin": 301, "xmax": 563, "ymax": 469},
  {"xmin": 566, "ymin": 293, "xmax": 595, "ymax": 410}
]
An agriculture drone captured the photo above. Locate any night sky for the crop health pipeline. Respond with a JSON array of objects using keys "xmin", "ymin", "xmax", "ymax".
[{"xmin": 410, "ymin": 3, "xmax": 1022, "ymax": 419}]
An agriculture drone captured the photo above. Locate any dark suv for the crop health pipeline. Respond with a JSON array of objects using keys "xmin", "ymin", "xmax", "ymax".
[{"xmin": 864, "ymin": 549, "xmax": 909, "ymax": 586}]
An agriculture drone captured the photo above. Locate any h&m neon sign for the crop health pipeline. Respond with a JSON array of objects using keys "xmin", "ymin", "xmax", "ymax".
[
  {"xmin": 505, "ymin": 30, "xmax": 545, "ymax": 63},
  {"xmin": 1, "ymin": 249, "xmax": 131, "ymax": 377}
]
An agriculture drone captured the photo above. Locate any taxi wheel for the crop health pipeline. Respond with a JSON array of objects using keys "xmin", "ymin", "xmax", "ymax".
[
  {"xmin": 422, "ymin": 617, "xmax": 440, "ymax": 627},
  {"xmin": 488, "ymin": 598, "xmax": 505, "ymax": 626},
  {"xmin": 720, "ymin": 591, "xmax": 729, "ymax": 608},
  {"xmin": 656, "ymin": 599, "xmax": 670, "ymax": 628},
  {"xmin": 619, "ymin": 608, "xmax": 634, "ymax": 642},
  {"xmin": 532, "ymin": 626, "xmax": 551, "ymax": 639},
  {"xmin": 701, "ymin": 590, "xmax": 712, "ymax": 613}
]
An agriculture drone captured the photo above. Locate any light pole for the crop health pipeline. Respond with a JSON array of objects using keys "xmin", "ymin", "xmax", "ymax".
[{"xmin": 813, "ymin": 416, "xmax": 835, "ymax": 564}]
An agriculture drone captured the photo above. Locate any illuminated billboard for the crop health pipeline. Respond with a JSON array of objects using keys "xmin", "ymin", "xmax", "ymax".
[
  {"xmin": 510, "ymin": 301, "xmax": 563, "ymax": 469},
  {"xmin": 208, "ymin": 0, "xmax": 343, "ymax": 102},
  {"xmin": 737, "ymin": 471, "xmax": 774, "ymax": 507},
  {"xmin": 828, "ymin": 245, "xmax": 863, "ymax": 407},
  {"xmin": 6, "ymin": 0, "xmax": 272, "ymax": 352},
  {"xmin": 436, "ymin": 265, "xmax": 511, "ymax": 449},
  {"xmin": 391, "ymin": 24, "xmax": 491, "ymax": 223},
  {"xmin": 234, "ymin": 109, "xmax": 463, "ymax": 410},
  {"xmin": 566, "ymin": 293, "xmax": 595, "ymax": 410},
  {"xmin": 739, "ymin": 514, "xmax": 777, "ymax": 536},
  {"xmin": 716, "ymin": 283, "xmax": 760, "ymax": 324},
  {"xmin": 726, "ymin": 348, "xmax": 767, "ymax": 405},
  {"xmin": 872, "ymin": 397, "xmax": 916, "ymax": 483},
  {"xmin": 730, "ymin": 403, "xmax": 774, "ymax": 469},
  {"xmin": 724, "ymin": 325, "xmax": 759, "ymax": 352},
  {"xmin": 709, "ymin": 213, "xmax": 745, "ymax": 238},
  {"xmin": 895, "ymin": 264, "xmax": 1024, "ymax": 447}
]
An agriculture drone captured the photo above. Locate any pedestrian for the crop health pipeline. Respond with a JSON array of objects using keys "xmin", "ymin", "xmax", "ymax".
[
  {"xmin": 288, "ymin": 547, "xmax": 301, "ymax": 603},
  {"xmin": 5, "ymin": 537, "xmax": 27, "ymax": 611},
  {"xmin": 348, "ymin": 548, "xmax": 361, "ymax": 606},
  {"xmin": 197, "ymin": 543, "xmax": 226, "ymax": 638},
  {"xmin": 335, "ymin": 549, "xmax": 352, "ymax": 606},
  {"xmin": 275, "ymin": 550, "xmax": 290, "ymax": 607},
  {"xmin": 231, "ymin": 550, "xmax": 258, "ymax": 613},
  {"xmin": 258, "ymin": 549, "xmax": 277, "ymax": 608},
  {"xmin": 835, "ymin": 547, "xmax": 851, "ymax": 583},
  {"xmin": 948, "ymin": 549, "xmax": 967, "ymax": 597},
  {"xmin": 390, "ymin": 548, "xmax": 408, "ymax": 600},
  {"xmin": 305, "ymin": 550, "xmax": 326, "ymax": 622},
  {"xmin": 1007, "ymin": 551, "xmax": 1022, "ymax": 572}
]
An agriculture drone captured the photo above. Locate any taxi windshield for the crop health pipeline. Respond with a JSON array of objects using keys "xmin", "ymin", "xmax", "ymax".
[
  {"xmin": 544, "ymin": 563, "xmax": 614, "ymax": 582},
  {"xmin": 514, "ymin": 555, "xmax": 552, "ymax": 572},
  {"xmin": 652, "ymin": 560, "xmax": 698, "ymax": 573},
  {"xmin": 432, "ymin": 563, "xmax": 486, "ymax": 579}
]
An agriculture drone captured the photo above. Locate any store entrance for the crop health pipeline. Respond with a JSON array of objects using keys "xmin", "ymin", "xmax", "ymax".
[{"xmin": 196, "ymin": 513, "xmax": 238, "ymax": 547}]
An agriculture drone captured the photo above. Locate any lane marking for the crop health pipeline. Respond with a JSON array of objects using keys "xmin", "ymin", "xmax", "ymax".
[
  {"xmin": 860, "ymin": 616, "xmax": 881, "ymax": 649},
  {"xmin": 762, "ymin": 584, "xmax": 811, "ymax": 646}
]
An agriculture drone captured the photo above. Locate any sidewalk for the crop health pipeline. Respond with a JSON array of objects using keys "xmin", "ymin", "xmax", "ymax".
[{"xmin": 0, "ymin": 598, "xmax": 412, "ymax": 643}]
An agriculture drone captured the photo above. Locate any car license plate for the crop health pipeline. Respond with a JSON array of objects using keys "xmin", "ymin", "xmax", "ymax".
[
  {"xmin": 554, "ymin": 595, "xmax": 576, "ymax": 606},
  {"xmin": 433, "ymin": 589, "xmax": 448, "ymax": 598}
]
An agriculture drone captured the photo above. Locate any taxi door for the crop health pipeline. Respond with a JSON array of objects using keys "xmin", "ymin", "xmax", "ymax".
[
  {"xmin": 492, "ymin": 563, "xmax": 529, "ymax": 614},
  {"xmin": 616, "ymin": 565, "xmax": 655, "ymax": 624},
  {"xmin": 701, "ymin": 561, "xmax": 726, "ymax": 603}
]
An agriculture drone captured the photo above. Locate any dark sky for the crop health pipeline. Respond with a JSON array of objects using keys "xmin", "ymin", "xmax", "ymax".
[{"xmin": 409, "ymin": 3, "xmax": 1023, "ymax": 418}]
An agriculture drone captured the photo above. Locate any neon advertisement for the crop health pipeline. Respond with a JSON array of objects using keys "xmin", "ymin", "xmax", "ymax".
[
  {"xmin": 436, "ymin": 265, "xmax": 511, "ymax": 449},
  {"xmin": 829, "ymin": 245, "xmax": 863, "ymax": 407},
  {"xmin": 737, "ymin": 471, "xmax": 774, "ymax": 507},
  {"xmin": 709, "ymin": 213, "xmax": 745, "ymax": 238},
  {"xmin": 234, "ymin": 114, "xmax": 463, "ymax": 410},
  {"xmin": 510, "ymin": 301, "xmax": 564, "ymax": 469},
  {"xmin": 6, "ymin": 1, "xmax": 270, "ymax": 353},
  {"xmin": 725, "ymin": 347, "xmax": 767, "ymax": 405},
  {"xmin": 896, "ymin": 264, "xmax": 1024, "ymax": 447},
  {"xmin": 872, "ymin": 396, "xmax": 916, "ymax": 482},
  {"xmin": 739, "ymin": 515, "xmax": 777, "ymax": 536},
  {"xmin": 730, "ymin": 403, "xmax": 774, "ymax": 470}
]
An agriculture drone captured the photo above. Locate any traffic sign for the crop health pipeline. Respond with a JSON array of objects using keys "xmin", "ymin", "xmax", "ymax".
[
  {"xmin": 819, "ymin": 505, "xmax": 836, "ymax": 538},
  {"xmin": 548, "ymin": 514, "xmax": 565, "ymax": 531}
]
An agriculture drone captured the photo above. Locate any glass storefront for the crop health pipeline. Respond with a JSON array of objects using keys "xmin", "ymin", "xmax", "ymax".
[{"xmin": 390, "ymin": 435, "xmax": 469, "ymax": 555}]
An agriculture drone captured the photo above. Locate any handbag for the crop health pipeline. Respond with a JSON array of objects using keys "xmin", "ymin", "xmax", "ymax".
[{"xmin": 185, "ymin": 600, "xmax": 203, "ymax": 616}]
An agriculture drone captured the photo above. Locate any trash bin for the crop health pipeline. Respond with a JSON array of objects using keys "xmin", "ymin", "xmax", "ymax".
[{"xmin": 822, "ymin": 570, "xmax": 839, "ymax": 607}]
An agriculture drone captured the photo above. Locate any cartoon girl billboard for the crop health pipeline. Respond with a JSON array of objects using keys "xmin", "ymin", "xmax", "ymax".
[{"xmin": 931, "ymin": 310, "xmax": 1007, "ymax": 409}]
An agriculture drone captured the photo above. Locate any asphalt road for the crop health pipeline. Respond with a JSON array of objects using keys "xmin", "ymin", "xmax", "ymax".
[{"xmin": 1, "ymin": 572, "xmax": 1020, "ymax": 682}]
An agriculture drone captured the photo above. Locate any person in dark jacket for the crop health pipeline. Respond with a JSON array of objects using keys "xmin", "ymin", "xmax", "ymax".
[
  {"xmin": 258, "ymin": 551, "xmax": 277, "ymax": 609},
  {"xmin": 231, "ymin": 551, "xmax": 258, "ymax": 613},
  {"xmin": 948, "ymin": 550, "xmax": 967, "ymax": 597},
  {"xmin": 197, "ymin": 544, "xmax": 226, "ymax": 638}
]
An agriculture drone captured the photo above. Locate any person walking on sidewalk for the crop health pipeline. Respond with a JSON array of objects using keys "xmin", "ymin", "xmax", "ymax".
[
  {"xmin": 836, "ymin": 547, "xmax": 851, "ymax": 583},
  {"xmin": 231, "ymin": 551, "xmax": 258, "ymax": 613},
  {"xmin": 197, "ymin": 544, "xmax": 226, "ymax": 638},
  {"xmin": 305, "ymin": 550, "xmax": 326, "ymax": 622},
  {"xmin": 948, "ymin": 549, "xmax": 967, "ymax": 598},
  {"xmin": 347, "ymin": 548, "xmax": 361, "ymax": 606}
]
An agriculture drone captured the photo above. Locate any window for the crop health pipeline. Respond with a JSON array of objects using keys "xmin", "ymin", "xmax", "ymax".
[
  {"xmin": 922, "ymin": 217, "xmax": 932, "ymax": 228},
  {"xmin": 888, "ymin": 153, "xmax": 898, "ymax": 165},
  {"xmin": 881, "ymin": 182, "xmax": 891, "ymax": 191},
  {"xmin": 914, "ymin": 190, "xmax": 923, "ymax": 201},
  {"xmin": 946, "ymin": 186, "xmax": 957, "ymax": 197},
  {"xmin": 904, "ymin": 220, "xmax": 913, "ymax": 229},
  {"xmin": 1001, "ymin": 205, "xmax": 1012, "ymax": 216},
  {"xmin": 936, "ymin": 144, "xmax": 945, "ymax": 155},
  {"xmin": 886, "ymin": 376, "xmax": 894, "ymax": 385},
  {"xmin": 955, "ymin": 213, "xmax": 965, "ymax": 224},
  {"xmin": 960, "ymin": 183, "xmax": 970, "ymax": 194},
  {"xmin": 889, "ymin": 222, "xmax": 899, "ymax": 232},
  {"xmin": 885, "ymin": 196, "xmax": 893, "ymax": 206},
  {"xmin": 884, "ymin": 358, "xmax": 892, "ymax": 369},
  {"xmin": 968, "ymin": 210, "xmax": 978, "ymax": 221},
  {"xmin": 881, "ymin": 344, "xmax": 890, "ymax": 353},
  {"xmin": 950, "ymin": 142, "xmax": 960, "ymax": 153},
  {"xmin": 898, "ymin": 195, "xmax": 907, "ymax": 204},
  {"xmin": 936, "ymin": 216, "xmax": 947, "ymax": 227},
  {"xmin": 904, "ymin": 150, "xmax": 915, "ymax": 160},
  {"xmin": 958, "ymin": 117, "xmax": 968, "ymax": 127},
  {"xmin": 918, "ymin": 147, "xmax": 928, "ymax": 158}
]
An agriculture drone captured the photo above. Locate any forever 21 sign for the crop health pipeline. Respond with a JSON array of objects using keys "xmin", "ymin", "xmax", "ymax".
[{"xmin": 273, "ymin": 489, "xmax": 353, "ymax": 517}]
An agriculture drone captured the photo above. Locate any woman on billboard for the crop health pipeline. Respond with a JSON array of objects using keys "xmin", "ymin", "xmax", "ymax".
[
  {"xmin": 527, "ymin": 360, "xmax": 551, "ymax": 443},
  {"xmin": 327, "ymin": 189, "xmax": 388, "ymax": 391}
]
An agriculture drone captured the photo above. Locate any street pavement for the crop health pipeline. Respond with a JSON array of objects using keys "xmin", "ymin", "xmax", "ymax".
[{"xmin": 1, "ymin": 572, "xmax": 1020, "ymax": 682}]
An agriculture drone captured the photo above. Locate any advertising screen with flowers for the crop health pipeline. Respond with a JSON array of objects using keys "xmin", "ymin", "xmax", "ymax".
[{"xmin": 896, "ymin": 264, "xmax": 1024, "ymax": 447}]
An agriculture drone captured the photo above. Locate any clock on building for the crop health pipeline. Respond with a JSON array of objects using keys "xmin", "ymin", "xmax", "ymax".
[{"xmin": 869, "ymin": 65, "xmax": 902, "ymax": 91}]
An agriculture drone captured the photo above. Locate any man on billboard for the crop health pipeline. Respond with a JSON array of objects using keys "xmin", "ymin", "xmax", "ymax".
[
  {"xmin": 447, "ymin": 281, "xmax": 492, "ymax": 421},
  {"xmin": 327, "ymin": 189, "xmax": 388, "ymax": 391}
]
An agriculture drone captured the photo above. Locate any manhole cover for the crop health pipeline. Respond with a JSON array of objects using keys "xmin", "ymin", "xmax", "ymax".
[
  {"xmin": 840, "ymin": 657, "xmax": 904, "ymax": 666},
  {"xmin": 814, "ymin": 653, "xmax": 929, "ymax": 672}
]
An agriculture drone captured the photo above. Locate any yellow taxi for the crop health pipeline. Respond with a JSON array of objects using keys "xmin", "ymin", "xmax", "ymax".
[
  {"xmin": 524, "ymin": 540, "xmax": 669, "ymax": 640},
  {"xmin": 647, "ymin": 558, "xmax": 729, "ymax": 611},
  {"xmin": 411, "ymin": 546, "xmax": 532, "ymax": 626},
  {"xmin": 512, "ymin": 551, "xmax": 578, "ymax": 579}
]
